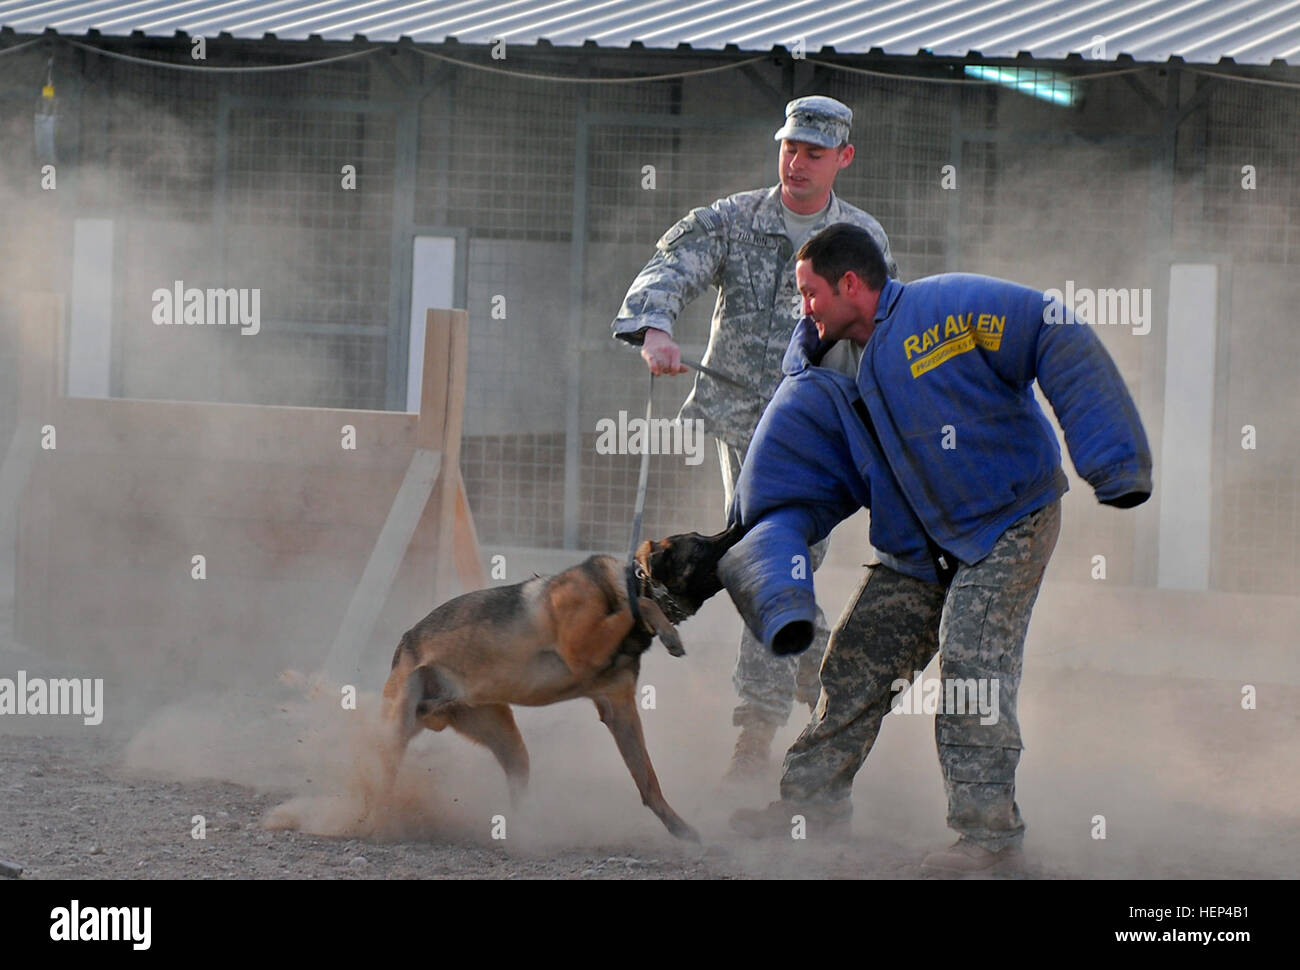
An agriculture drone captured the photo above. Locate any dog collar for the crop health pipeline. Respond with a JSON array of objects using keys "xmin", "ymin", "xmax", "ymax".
[
  {"xmin": 633, "ymin": 561, "xmax": 690, "ymax": 627},
  {"xmin": 626, "ymin": 561, "xmax": 655, "ymax": 633}
]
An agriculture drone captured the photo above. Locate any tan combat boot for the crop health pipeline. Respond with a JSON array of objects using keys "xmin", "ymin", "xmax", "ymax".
[
  {"xmin": 921, "ymin": 838, "xmax": 1023, "ymax": 873},
  {"xmin": 729, "ymin": 798, "xmax": 852, "ymax": 840},
  {"xmin": 724, "ymin": 720, "xmax": 778, "ymax": 782}
]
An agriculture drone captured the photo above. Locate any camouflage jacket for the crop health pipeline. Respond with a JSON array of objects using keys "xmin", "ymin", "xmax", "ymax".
[{"xmin": 611, "ymin": 185, "xmax": 897, "ymax": 449}]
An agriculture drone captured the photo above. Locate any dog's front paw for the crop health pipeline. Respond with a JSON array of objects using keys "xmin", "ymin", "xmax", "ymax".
[{"xmin": 667, "ymin": 816, "xmax": 701, "ymax": 842}]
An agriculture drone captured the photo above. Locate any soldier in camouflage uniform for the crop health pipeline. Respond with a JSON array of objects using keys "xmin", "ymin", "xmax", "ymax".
[{"xmin": 611, "ymin": 97, "xmax": 898, "ymax": 779}]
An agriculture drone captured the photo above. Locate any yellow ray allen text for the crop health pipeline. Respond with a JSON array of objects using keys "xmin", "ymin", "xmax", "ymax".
[{"xmin": 903, "ymin": 312, "xmax": 1004, "ymax": 378}]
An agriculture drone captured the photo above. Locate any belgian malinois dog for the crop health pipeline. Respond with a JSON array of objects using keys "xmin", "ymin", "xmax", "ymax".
[{"xmin": 373, "ymin": 525, "xmax": 742, "ymax": 841}]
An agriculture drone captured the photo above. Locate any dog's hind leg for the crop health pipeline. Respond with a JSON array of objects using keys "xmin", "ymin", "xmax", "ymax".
[
  {"xmin": 593, "ymin": 677, "xmax": 699, "ymax": 842},
  {"xmin": 446, "ymin": 704, "xmax": 530, "ymax": 809},
  {"xmin": 374, "ymin": 652, "xmax": 465, "ymax": 811},
  {"xmin": 369, "ymin": 659, "xmax": 434, "ymax": 822}
]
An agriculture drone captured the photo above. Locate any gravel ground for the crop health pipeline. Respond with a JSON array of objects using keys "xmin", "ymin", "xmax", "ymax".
[
  {"xmin": 0, "ymin": 731, "xmax": 966, "ymax": 880},
  {"xmin": 2, "ymin": 667, "xmax": 1297, "ymax": 881},
  {"xmin": 2, "ymin": 596, "xmax": 1298, "ymax": 881}
]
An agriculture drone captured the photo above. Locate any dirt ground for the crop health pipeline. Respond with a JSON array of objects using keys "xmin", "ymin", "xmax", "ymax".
[{"xmin": 2, "ymin": 597, "xmax": 1297, "ymax": 881}]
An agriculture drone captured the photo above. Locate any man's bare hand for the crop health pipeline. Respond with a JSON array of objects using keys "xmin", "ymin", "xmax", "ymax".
[{"xmin": 641, "ymin": 328, "xmax": 689, "ymax": 376}]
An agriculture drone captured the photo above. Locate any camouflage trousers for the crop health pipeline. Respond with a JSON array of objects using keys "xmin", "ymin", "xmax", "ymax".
[
  {"xmin": 779, "ymin": 500, "xmax": 1061, "ymax": 851},
  {"xmin": 718, "ymin": 440, "xmax": 830, "ymax": 729}
]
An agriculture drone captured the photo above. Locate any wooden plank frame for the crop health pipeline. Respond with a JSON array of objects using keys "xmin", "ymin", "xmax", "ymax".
[
  {"xmin": 7, "ymin": 297, "xmax": 484, "ymax": 688},
  {"xmin": 5, "ymin": 294, "xmax": 62, "ymax": 638},
  {"xmin": 320, "ymin": 308, "xmax": 484, "ymax": 682}
]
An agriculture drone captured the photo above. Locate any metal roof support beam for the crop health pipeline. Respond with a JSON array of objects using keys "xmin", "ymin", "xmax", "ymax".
[
  {"xmin": 790, "ymin": 57, "xmax": 816, "ymax": 97},
  {"xmin": 424, "ymin": 65, "xmax": 454, "ymax": 225},
  {"xmin": 1123, "ymin": 70, "xmax": 1166, "ymax": 117},
  {"xmin": 1131, "ymin": 65, "xmax": 1183, "ymax": 587},
  {"xmin": 414, "ymin": 61, "xmax": 455, "ymax": 103},
  {"xmin": 375, "ymin": 45, "xmax": 413, "ymax": 89},
  {"xmin": 945, "ymin": 92, "xmax": 963, "ymax": 273},
  {"xmin": 386, "ymin": 75, "xmax": 420, "ymax": 410},
  {"xmin": 565, "ymin": 87, "xmax": 592, "ymax": 550},
  {"xmin": 1175, "ymin": 73, "xmax": 1219, "ymax": 129},
  {"xmin": 739, "ymin": 61, "xmax": 787, "ymax": 113},
  {"xmin": 213, "ymin": 81, "xmax": 230, "ymax": 294}
]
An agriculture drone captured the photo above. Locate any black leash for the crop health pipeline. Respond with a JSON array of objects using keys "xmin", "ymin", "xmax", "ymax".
[
  {"xmin": 625, "ymin": 371, "xmax": 654, "ymax": 630},
  {"xmin": 679, "ymin": 356, "xmax": 767, "ymax": 400},
  {"xmin": 622, "ymin": 354, "xmax": 764, "ymax": 629}
]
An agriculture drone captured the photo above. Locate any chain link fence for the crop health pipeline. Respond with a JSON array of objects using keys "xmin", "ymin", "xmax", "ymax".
[{"xmin": 1, "ymin": 39, "xmax": 1296, "ymax": 592}]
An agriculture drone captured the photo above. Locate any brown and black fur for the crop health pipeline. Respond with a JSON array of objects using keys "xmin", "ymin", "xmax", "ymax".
[{"xmin": 374, "ymin": 524, "xmax": 743, "ymax": 841}]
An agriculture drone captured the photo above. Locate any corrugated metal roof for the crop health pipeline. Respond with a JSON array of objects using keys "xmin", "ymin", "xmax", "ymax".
[{"xmin": 3, "ymin": 0, "xmax": 1299, "ymax": 65}]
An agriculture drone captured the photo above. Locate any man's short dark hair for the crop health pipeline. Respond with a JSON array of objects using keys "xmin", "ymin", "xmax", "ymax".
[{"xmin": 796, "ymin": 223, "xmax": 888, "ymax": 291}]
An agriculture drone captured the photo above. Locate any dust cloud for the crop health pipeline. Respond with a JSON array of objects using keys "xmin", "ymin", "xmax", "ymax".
[{"xmin": 0, "ymin": 51, "xmax": 1296, "ymax": 879}]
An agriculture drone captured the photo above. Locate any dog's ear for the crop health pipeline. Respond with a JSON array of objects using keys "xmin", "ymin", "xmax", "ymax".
[
  {"xmin": 634, "ymin": 537, "xmax": 653, "ymax": 566},
  {"xmin": 637, "ymin": 537, "xmax": 675, "ymax": 578}
]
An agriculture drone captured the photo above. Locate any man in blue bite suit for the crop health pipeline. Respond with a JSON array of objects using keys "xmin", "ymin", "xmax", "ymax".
[{"xmin": 722, "ymin": 223, "xmax": 1151, "ymax": 871}]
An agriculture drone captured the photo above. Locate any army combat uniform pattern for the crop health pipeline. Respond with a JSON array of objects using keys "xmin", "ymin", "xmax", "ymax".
[
  {"xmin": 781, "ymin": 500, "xmax": 1061, "ymax": 849},
  {"xmin": 613, "ymin": 185, "xmax": 898, "ymax": 729},
  {"xmin": 613, "ymin": 185, "xmax": 897, "ymax": 450}
]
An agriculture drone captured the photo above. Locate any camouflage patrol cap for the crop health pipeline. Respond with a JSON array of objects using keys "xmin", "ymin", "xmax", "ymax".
[{"xmin": 773, "ymin": 96, "xmax": 852, "ymax": 148}]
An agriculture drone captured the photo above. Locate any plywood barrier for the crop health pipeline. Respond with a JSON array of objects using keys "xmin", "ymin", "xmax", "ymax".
[{"xmin": 13, "ymin": 303, "xmax": 482, "ymax": 692}]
